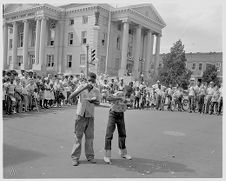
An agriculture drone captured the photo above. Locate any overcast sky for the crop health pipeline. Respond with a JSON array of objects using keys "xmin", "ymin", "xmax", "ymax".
[{"xmin": 2, "ymin": 0, "xmax": 224, "ymax": 54}]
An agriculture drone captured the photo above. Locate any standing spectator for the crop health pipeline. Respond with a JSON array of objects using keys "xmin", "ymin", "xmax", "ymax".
[
  {"xmin": 205, "ymin": 81, "xmax": 215, "ymax": 114},
  {"xmin": 166, "ymin": 84, "xmax": 174, "ymax": 111},
  {"xmin": 218, "ymin": 83, "xmax": 223, "ymax": 115},
  {"xmin": 14, "ymin": 77, "xmax": 23, "ymax": 113},
  {"xmin": 210, "ymin": 85, "xmax": 220, "ymax": 115},
  {"xmin": 22, "ymin": 81, "xmax": 29, "ymax": 112},
  {"xmin": 6, "ymin": 78, "xmax": 16, "ymax": 114},
  {"xmin": 134, "ymin": 87, "xmax": 141, "ymax": 109},
  {"xmin": 26, "ymin": 78, "xmax": 36, "ymax": 111},
  {"xmin": 197, "ymin": 83, "xmax": 206, "ymax": 114},
  {"xmin": 188, "ymin": 78, "xmax": 196, "ymax": 113}
]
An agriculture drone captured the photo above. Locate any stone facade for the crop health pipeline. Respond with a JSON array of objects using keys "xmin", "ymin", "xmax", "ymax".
[{"xmin": 3, "ymin": 3, "xmax": 166, "ymax": 79}]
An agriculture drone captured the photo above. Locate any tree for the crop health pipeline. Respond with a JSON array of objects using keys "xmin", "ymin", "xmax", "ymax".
[
  {"xmin": 157, "ymin": 40, "xmax": 192, "ymax": 89},
  {"xmin": 202, "ymin": 64, "xmax": 220, "ymax": 85}
]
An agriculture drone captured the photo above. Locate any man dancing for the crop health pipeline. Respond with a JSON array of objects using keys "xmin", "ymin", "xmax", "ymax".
[
  {"xmin": 104, "ymin": 90, "xmax": 132, "ymax": 164},
  {"xmin": 69, "ymin": 72, "xmax": 100, "ymax": 166}
]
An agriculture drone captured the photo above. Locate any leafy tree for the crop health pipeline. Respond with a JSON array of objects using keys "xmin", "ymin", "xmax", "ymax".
[
  {"xmin": 202, "ymin": 64, "xmax": 220, "ymax": 85},
  {"xmin": 158, "ymin": 40, "xmax": 192, "ymax": 89}
]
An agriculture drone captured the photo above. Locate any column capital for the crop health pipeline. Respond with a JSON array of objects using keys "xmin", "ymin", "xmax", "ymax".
[
  {"xmin": 41, "ymin": 16, "xmax": 48, "ymax": 21},
  {"xmin": 122, "ymin": 19, "xmax": 130, "ymax": 24},
  {"xmin": 135, "ymin": 24, "xmax": 142, "ymax": 29},
  {"xmin": 12, "ymin": 21, "xmax": 17, "ymax": 26},
  {"xmin": 23, "ymin": 19, "xmax": 28, "ymax": 23}
]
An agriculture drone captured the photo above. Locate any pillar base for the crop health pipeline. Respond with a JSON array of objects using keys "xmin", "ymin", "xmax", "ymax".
[{"xmin": 118, "ymin": 68, "xmax": 127, "ymax": 77}]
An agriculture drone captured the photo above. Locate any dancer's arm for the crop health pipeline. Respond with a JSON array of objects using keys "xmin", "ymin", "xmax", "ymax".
[{"xmin": 68, "ymin": 84, "xmax": 92, "ymax": 100}]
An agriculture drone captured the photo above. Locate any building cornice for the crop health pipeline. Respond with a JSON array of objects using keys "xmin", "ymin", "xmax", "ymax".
[
  {"xmin": 65, "ymin": 4, "xmax": 110, "ymax": 15},
  {"xmin": 111, "ymin": 8, "xmax": 165, "ymax": 28},
  {"xmin": 3, "ymin": 4, "xmax": 64, "ymax": 22}
]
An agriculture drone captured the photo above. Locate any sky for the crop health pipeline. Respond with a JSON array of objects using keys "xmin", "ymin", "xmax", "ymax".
[{"xmin": 1, "ymin": 0, "xmax": 224, "ymax": 54}]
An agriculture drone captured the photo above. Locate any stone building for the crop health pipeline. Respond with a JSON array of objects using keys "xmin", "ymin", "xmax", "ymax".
[{"xmin": 3, "ymin": 3, "xmax": 166, "ymax": 79}]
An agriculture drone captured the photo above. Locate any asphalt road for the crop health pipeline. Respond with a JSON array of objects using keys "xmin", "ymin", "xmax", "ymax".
[{"xmin": 3, "ymin": 105, "xmax": 222, "ymax": 178}]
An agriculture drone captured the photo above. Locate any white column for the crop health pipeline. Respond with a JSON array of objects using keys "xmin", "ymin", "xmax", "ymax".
[
  {"xmin": 22, "ymin": 20, "xmax": 29, "ymax": 70},
  {"xmin": 3, "ymin": 22, "xmax": 8, "ymax": 69},
  {"xmin": 12, "ymin": 21, "xmax": 18, "ymax": 69},
  {"xmin": 154, "ymin": 34, "xmax": 161, "ymax": 76},
  {"xmin": 35, "ymin": 18, "xmax": 41, "ymax": 64},
  {"xmin": 144, "ymin": 30, "xmax": 154, "ymax": 79},
  {"xmin": 133, "ymin": 25, "xmax": 142, "ymax": 79},
  {"xmin": 119, "ymin": 20, "xmax": 129, "ymax": 76},
  {"xmin": 39, "ymin": 17, "xmax": 47, "ymax": 70}
]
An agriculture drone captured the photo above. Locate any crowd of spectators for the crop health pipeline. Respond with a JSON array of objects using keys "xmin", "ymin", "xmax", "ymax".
[{"xmin": 2, "ymin": 70, "xmax": 223, "ymax": 116}]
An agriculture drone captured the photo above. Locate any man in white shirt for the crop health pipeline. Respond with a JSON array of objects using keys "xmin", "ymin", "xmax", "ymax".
[
  {"xmin": 69, "ymin": 72, "xmax": 100, "ymax": 166},
  {"xmin": 188, "ymin": 78, "xmax": 196, "ymax": 113}
]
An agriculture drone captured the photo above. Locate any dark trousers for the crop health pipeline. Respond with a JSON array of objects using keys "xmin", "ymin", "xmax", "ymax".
[
  {"xmin": 105, "ymin": 111, "xmax": 126, "ymax": 150},
  {"xmin": 210, "ymin": 102, "xmax": 218, "ymax": 114},
  {"xmin": 167, "ymin": 95, "xmax": 172, "ymax": 110},
  {"xmin": 156, "ymin": 95, "xmax": 162, "ymax": 110},
  {"xmin": 218, "ymin": 97, "xmax": 223, "ymax": 114},
  {"xmin": 188, "ymin": 95, "xmax": 195, "ymax": 112},
  {"xmin": 134, "ymin": 97, "xmax": 140, "ymax": 108},
  {"xmin": 198, "ymin": 95, "xmax": 205, "ymax": 113}
]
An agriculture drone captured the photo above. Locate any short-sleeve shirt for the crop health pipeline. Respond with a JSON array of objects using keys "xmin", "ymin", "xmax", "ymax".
[{"xmin": 76, "ymin": 83, "xmax": 101, "ymax": 117}]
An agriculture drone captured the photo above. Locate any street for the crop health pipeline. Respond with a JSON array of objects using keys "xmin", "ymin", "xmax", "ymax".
[{"xmin": 3, "ymin": 105, "xmax": 222, "ymax": 178}]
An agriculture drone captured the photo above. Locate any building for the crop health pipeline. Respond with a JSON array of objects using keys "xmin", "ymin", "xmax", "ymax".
[
  {"xmin": 185, "ymin": 52, "xmax": 222, "ymax": 82},
  {"xmin": 3, "ymin": 3, "xmax": 166, "ymax": 79},
  {"xmin": 159, "ymin": 52, "xmax": 223, "ymax": 82}
]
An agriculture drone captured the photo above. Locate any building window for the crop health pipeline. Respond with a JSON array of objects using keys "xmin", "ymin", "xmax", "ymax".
[
  {"xmin": 46, "ymin": 55, "xmax": 54, "ymax": 67},
  {"xmin": 9, "ymin": 27, "xmax": 13, "ymax": 34},
  {"xmin": 117, "ymin": 24, "xmax": 121, "ymax": 31},
  {"xmin": 82, "ymin": 16, "xmax": 88, "ymax": 24},
  {"xmin": 68, "ymin": 32, "xmax": 73, "ymax": 45},
  {"xmin": 192, "ymin": 63, "xmax": 196, "ymax": 70},
  {"xmin": 81, "ymin": 31, "xmax": 87, "ymax": 44},
  {"xmin": 31, "ymin": 29, "xmax": 36, "ymax": 47},
  {"xmin": 129, "ymin": 29, "xmax": 133, "ymax": 35},
  {"xmin": 9, "ymin": 56, "xmax": 12, "ymax": 65},
  {"xmin": 48, "ymin": 23, "xmax": 55, "ymax": 46},
  {"xmin": 80, "ymin": 54, "xmax": 86, "ymax": 66},
  {"xmin": 9, "ymin": 39, "xmax": 13, "ymax": 49},
  {"xmin": 30, "ymin": 55, "xmax": 35, "ymax": 64},
  {"xmin": 69, "ymin": 19, "xmax": 74, "ymax": 25},
  {"xmin": 18, "ymin": 33, "xmax": 23, "ymax": 47},
  {"xmin": 102, "ymin": 33, "xmax": 107, "ymax": 47},
  {"xmin": 67, "ymin": 55, "xmax": 72, "ymax": 68},
  {"xmin": 116, "ymin": 36, "xmax": 120, "ymax": 49},
  {"xmin": 198, "ymin": 63, "xmax": 202, "ymax": 70},
  {"xmin": 17, "ymin": 56, "xmax": 23, "ymax": 66}
]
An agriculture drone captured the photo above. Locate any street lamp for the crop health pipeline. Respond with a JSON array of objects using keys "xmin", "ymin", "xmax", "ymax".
[{"xmin": 86, "ymin": 44, "xmax": 89, "ymax": 78}]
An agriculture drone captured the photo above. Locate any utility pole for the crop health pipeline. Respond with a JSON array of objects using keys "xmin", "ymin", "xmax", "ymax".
[{"xmin": 86, "ymin": 44, "xmax": 89, "ymax": 77}]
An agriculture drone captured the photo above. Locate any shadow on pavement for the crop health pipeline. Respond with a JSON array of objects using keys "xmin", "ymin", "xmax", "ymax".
[
  {"xmin": 86, "ymin": 157, "xmax": 195, "ymax": 176},
  {"xmin": 3, "ymin": 143, "xmax": 46, "ymax": 168},
  {"xmin": 111, "ymin": 157, "xmax": 195, "ymax": 175}
]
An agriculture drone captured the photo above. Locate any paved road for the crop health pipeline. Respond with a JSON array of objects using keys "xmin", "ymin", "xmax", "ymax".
[{"xmin": 3, "ymin": 105, "xmax": 222, "ymax": 178}]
